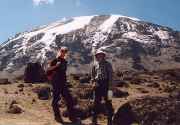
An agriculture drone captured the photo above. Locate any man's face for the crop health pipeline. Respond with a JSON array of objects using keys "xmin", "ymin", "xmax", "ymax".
[
  {"xmin": 95, "ymin": 53, "xmax": 105, "ymax": 62},
  {"xmin": 57, "ymin": 49, "xmax": 68, "ymax": 58}
]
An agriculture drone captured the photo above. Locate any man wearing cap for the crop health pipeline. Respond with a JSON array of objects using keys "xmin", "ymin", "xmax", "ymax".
[
  {"xmin": 46, "ymin": 47, "xmax": 78, "ymax": 123},
  {"xmin": 91, "ymin": 49, "xmax": 114, "ymax": 125}
]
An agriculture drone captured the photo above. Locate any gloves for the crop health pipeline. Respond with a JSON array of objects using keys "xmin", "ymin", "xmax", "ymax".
[
  {"xmin": 92, "ymin": 82, "xmax": 98, "ymax": 89},
  {"xmin": 108, "ymin": 90, "xmax": 113, "ymax": 100}
]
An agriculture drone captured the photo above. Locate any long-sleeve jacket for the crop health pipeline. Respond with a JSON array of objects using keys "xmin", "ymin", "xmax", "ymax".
[
  {"xmin": 47, "ymin": 57, "xmax": 67, "ymax": 83},
  {"xmin": 91, "ymin": 59, "xmax": 113, "ymax": 86}
]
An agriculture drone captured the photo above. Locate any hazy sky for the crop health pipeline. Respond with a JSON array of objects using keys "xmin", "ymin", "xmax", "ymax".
[{"xmin": 0, "ymin": 0, "xmax": 180, "ymax": 43}]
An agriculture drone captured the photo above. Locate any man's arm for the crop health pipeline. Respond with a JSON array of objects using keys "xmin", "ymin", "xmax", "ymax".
[
  {"xmin": 46, "ymin": 59, "xmax": 60, "ymax": 74},
  {"xmin": 90, "ymin": 63, "xmax": 98, "ymax": 89},
  {"xmin": 47, "ymin": 65, "xmax": 59, "ymax": 72}
]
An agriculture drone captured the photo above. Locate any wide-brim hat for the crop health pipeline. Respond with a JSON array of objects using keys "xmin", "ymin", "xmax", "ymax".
[
  {"xmin": 95, "ymin": 50, "xmax": 106, "ymax": 56},
  {"xmin": 60, "ymin": 46, "xmax": 68, "ymax": 53}
]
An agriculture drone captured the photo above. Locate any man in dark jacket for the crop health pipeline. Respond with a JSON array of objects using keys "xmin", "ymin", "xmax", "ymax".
[
  {"xmin": 47, "ymin": 47, "xmax": 77, "ymax": 123},
  {"xmin": 91, "ymin": 49, "xmax": 114, "ymax": 125}
]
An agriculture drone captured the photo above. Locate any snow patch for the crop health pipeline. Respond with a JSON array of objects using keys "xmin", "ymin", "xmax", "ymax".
[
  {"xmin": 7, "ymin": 62, "xmax": 14, "ymax": 67},
  {"xmin": 20, "ymin": 16, "xmax": 94, "ymax": 60},
  {"xmin": 0, "ymin": 48, "xmax": 6, "ymax": 53},
  {"xmin": 0, "ymin": 34, "xmax": 24, "ymax": 48},
  {"xmin": 99, "ymin": 15, "xmax": 120, "ymax": 33},
  {"xmin": 98, "ymin": 14, "xmax": 139, "ymax": 33},
  {"xmin": 41, "ymin": 16, "xmax": 94, "ymax": 48},
  {"xmin": 92, "ymin": 32, "xmax": 108, "ymax": 47},
  {"xmin": 112, "ymin": 14, "xmax": 140, "ymax": 21},
  {"xmin": 154, "ymin": 30, "xmax": 169, "ymax": 40},
  {"xmin": 34, "ymin": 16, "xmax": 94, "ymax": 60},
  {"xmin": 26, "ymin": 16, "xmax": 93, "ymax": 38},
  {"xmin": 91, "ymin": 14, "xmax": 140, "ymax": 51},
  {"xmin": 122, "ymin": 32, "xmax": 155, "ymax": 44},
  {"xmin": 98, "ymin": 45, "xmax": 112, "ymax": 51},
  {"xmin": 5, "ymin": 62, "xmax": 14, "ymax": 71},
  {"xmin": 13, "ymin": 44, "xmax": 21, "ymax": 49},
  {"xmin": 46, "ymin": 16, "xmax": 94, "ymax": 34}
]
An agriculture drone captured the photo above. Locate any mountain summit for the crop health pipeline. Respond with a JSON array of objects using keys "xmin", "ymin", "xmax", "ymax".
[{"xmin": 0, "ymin": 15, "xmax": 180, "ymax": 73}]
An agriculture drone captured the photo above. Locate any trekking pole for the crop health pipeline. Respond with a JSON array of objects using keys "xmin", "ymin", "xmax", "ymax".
[
  {"xmin": 87, "ymin": 47, "xmax": 97, "ymax": 115},
  {"xmin": 92, "ymin": 46, "xmax": 97, "ymax": 102}
]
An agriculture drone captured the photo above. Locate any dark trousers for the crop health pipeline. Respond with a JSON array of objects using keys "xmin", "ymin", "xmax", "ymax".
[
  {"xmin": 51, "ymin": 80, "xmax": 75, "ymax": 118},
  {"xmin": 92, "ymin": 80, "xmax": 114, "ymax": 122}
]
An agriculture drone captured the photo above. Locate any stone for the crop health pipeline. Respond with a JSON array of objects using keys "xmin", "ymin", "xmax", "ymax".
[
  {"xmin": 113, "ymin": 95, "xmax": 180, "ymax": 125},
  {"xmin": 32, "ymin": 98, "xmax": 36, "ymax": 104},
  {"xmin": 113, "ymin": 80, "xmax": 129, "ymax": 87},
  {"xmin": 24, "ymin": 62, "xmax": 47, "ymax": 83},
  {"xmin": 79, "ymin": 74, "xmax": 91, "ymax": 84},
  {"xmin": 19, "ymin": 88, "xmax": 24, "ymax": 92},
  {"xmin": 3, "ymin": 88, "xmax": 8, "ymax": 94},
  {"xmin": 112, "ymin": 88, "xmax": 129, "ymax": 98},
  {"xmin": 17, "ymin": 83, "xmax": 25, "ymax": 88},
  {"xmin": 0, "ymin": 78, "xmax": 11, "ymax": 85},
  {"xmin": 146, "ymin": 82, "xmax": 160, "ymax": 88},
  {"xmin": 8, "ymin": 104, "xmax": 24, "ymax": 114},
  {"xmin": 7, "ymin": 100, "xmax": 24, "ymax": 114},
  {"xmin": 37, "ymin": 86, "xmax": 51, "ymax": 100}
]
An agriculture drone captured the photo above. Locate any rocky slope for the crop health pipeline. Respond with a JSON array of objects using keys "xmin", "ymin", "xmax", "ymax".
[
  {"xmin": 0, "ymin": 15, "xmax": 180, "ymax": 74},
  {"xmin": 0, "ymin": 68, "xmax": 180, "ymax": 125}
]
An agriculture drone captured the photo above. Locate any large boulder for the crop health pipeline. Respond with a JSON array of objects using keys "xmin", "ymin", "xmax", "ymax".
[
  {"xmin": 38, "ymin": 87, "xmax": 51, "ymax": 100},
  {"xmin": 0, "ymin": 78, "xmax": 11, "ymax": 85},
  {"xmin": 113, "ymin": 94, "xmax": 180, "ymax": 125},
  {"xmin": 24, "ymin": 62, "xmax": 47, "ymax": 83},
  {"xmin": 113, "ymin": 102, "xmax": 136, "ymax": 125},
  {"xmin": 32, "ymin": 86, "xmax": 51, "ymax": 100}
]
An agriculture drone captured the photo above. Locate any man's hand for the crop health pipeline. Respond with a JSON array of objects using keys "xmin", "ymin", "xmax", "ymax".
[
  {"xmin": 56, "ymin": 61, "xmax": 61, "ymax": 66},
  {"xmin": 92, "ymin": 82, "xmax": 98, "ymax": 89}
]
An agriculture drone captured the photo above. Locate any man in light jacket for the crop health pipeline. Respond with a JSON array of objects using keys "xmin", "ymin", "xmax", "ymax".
[{"xmin": 91, "ymin": 49, "xmax": 114, "ymax": 125}]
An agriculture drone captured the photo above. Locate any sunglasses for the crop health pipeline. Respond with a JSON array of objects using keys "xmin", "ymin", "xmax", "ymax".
[{"xmin": 61, "ymin": 49, "xmax": 68, "ymax": 53}]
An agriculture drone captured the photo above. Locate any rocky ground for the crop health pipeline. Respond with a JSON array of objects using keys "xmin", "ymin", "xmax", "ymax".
[{"xmin": 0, "ymin": 69, "xmax": 180, "ymax": 125}]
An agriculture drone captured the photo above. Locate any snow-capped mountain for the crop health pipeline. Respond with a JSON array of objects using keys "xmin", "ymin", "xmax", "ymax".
[{"xmin": 0, "ymin": 15, "xmax": 180, "ymax": 73}]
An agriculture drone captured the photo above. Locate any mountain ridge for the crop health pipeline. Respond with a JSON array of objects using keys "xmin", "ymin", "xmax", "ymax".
[{"xmin": 0, "ymin": 14, "xmax": 180, "ymax": 74}]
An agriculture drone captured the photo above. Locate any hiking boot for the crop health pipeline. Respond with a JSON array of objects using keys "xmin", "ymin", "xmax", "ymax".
[
  {"xmin": 54, "ymin": 115, "xmax": 64, "ymax": 123},
  {"xmin": 107, "ymin": 117, "xmax": 112, "ymax": 125},
  {"xmin": 69, "ymin": 115, "xmax": 79, "ymax": 123},
  {"xmin": 108, "ymin": 120, "xmax": 112, "ymax": 125},
  {"xmin": 92, "ymin": 117, "xmax": 98, "ymax": 125}
]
